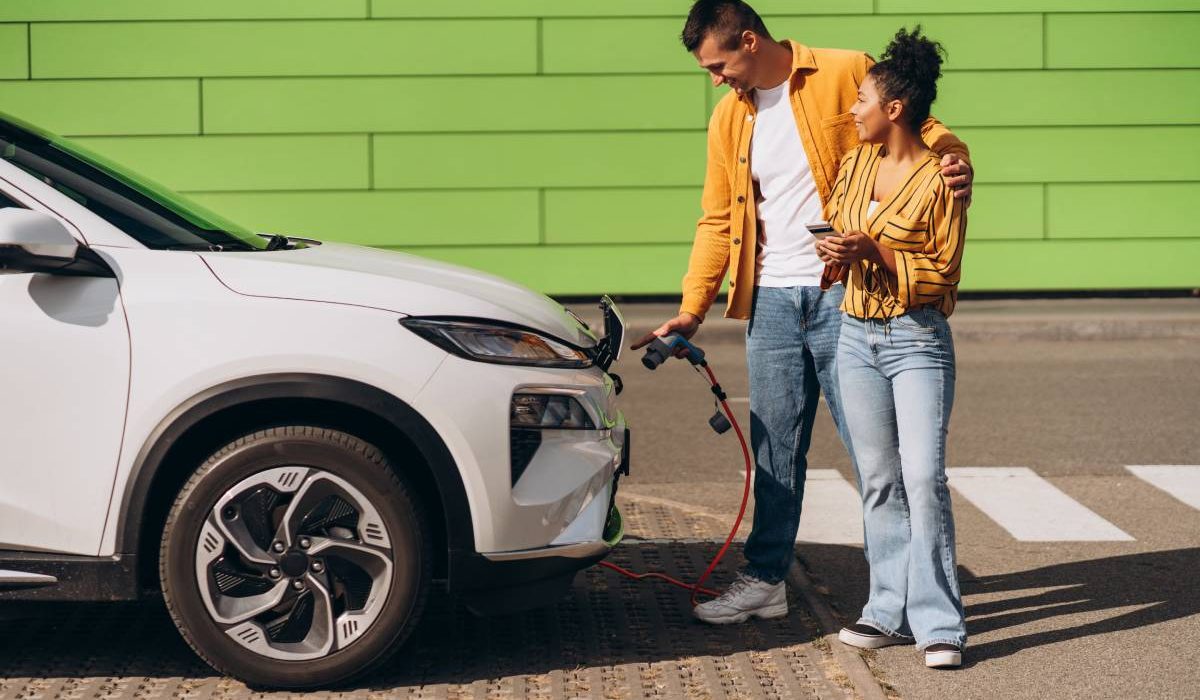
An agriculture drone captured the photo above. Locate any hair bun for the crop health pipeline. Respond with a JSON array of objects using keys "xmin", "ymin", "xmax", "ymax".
[
  {"xmin": 881, "ymin": 25, "xmax": 944, "ymax": 88},
  {"xmin": 866, "ymin": 25, "xmax": 946, "ymax": 130}
]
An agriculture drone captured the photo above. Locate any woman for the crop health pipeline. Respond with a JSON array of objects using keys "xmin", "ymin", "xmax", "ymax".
[{"xmin": 815, "ymin": 26, "xmax": 968, "ymax": 669}]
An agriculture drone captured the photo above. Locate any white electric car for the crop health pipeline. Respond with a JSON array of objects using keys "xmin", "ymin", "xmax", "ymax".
[{"xmin": 0, "ymin": 112, "xmax": 630, "ymax": 688}]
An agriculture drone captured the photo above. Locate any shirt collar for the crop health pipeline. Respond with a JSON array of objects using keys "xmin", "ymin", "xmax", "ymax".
[
  {"xmin": 784, "ymin": 39, "xmax": 818, "ymax": 74},
  {"xmin": 737, "ymin": 39, "xmax": 818, "ymax": 104}
]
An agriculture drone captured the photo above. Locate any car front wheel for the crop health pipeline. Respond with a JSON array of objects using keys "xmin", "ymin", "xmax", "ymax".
[{"xmin": 160, "ymin": 426, "xmax": 429, "ymax": 688}]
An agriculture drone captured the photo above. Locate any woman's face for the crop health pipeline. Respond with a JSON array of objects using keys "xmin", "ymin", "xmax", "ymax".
[{"xmin": 851, "ymin": 74, "xmax": 896, "ymax": 143}]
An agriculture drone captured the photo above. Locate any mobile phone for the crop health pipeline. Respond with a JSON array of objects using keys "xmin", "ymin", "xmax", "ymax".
[{"xmin": 805, "ymin": 221, "xmax": 838, "ymax": 241}]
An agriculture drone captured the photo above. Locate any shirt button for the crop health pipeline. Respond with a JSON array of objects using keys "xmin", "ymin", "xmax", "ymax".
[
  {"xmin": 730, "ymin": 281, "xmax": 736, "ymax": 287},
  {"xmin": 733, "ymin": 238, "xmax": 741, "ymax": 245},
  {"xmin": 737, "ymin": 195, "xmax": 745, "ymax": 203},
  {"xmin": 746, "ymin": 115, "xmax": 754, "ymax": 122},
  {"xmin": 739, "ymin": 156, "xmax": 747, "ymax": 164}
]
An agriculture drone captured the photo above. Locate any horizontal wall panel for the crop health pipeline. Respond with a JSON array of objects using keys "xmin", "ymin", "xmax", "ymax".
[
  {"xmin": 769, "ymin": 15, "xmax": 1043, "ymax": 71},
  {"xmin": 962, "ymin": 239, "xmax": 1200, "ymax": 290},
  {"xmin": 880, "ymin": 1, "xmax": 1200, "ymax": 11},
  {"xmin": 30, "ymin": 20, "xmax": 536, "ymax": 78},
  {"xmin": 72, "ymin": 135, "xmax": 369, "ymax": 192},
  {"xmin": 938, "ymin": 70, "xmax": 1200, "ymax": 127},
  {"xmin": 386, "ymin": 239, "xmax": 1200, "ymax": 296},
  {"xmin": 0, "ymin": 24, "xmax": 27, "ymax": 79},
  {"xmin": 0, "ymin": 79, "xmax": 198, "ymax": 135},
  {"xmin": 372, "ymin": 1, "xmax": 870, "ymax": 18},
  {"xmin": 203, "ymin": 75, "xmax": 705, "ymax": 134},
  {"xmin": 960, "ymin": 126, "xmax": 1200, "ymax": 183},
  {"xmin": 390, "ymin": 243, "xmax": 698, "ymax": 295},
  {"xmin": 547, "ymin": 15, "xmax": 1043, "ymax": 73},
  {"xmin": 543, "ymin": 18, "xmax": 700, "ymax": 74},
  {"xmin": 545, "ymin": 188, "xmax": 700, "ymax": 244},
  {"xmin": 1047, "ymin": 183, "xmax": 1200, "ymax": 239},
  {"xmin": 374, "ymin": 132, "xmax": 706, "ymax": 189},
  {"xmin": 187, "ymin": 190, "xmax": 539, "ymax": 246},
  {"xmin": 1047, "ymin": 13, "xmax": 1200, "ymax": 68},
  {"xmin": 0, "ymin": 1, "xmax": 367, "ymax": 21},
  {"xmin": 968, "ymin": 184, "xmax": 1044, "ymax": 240}
]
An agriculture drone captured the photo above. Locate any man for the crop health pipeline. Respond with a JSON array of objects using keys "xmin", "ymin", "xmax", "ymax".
[{"xmin": 630, "ymin": 0, "xmax": 973, "ymax": 624}]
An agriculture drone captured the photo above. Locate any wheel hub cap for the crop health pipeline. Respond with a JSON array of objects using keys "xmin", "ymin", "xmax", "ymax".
[
  {"xmin": 279, "ymin": 550, "xmax": 309, "ymax": 578},
  {"xmin": 193, "ymin": 466, "xmax": 395, "ymax": 661}
]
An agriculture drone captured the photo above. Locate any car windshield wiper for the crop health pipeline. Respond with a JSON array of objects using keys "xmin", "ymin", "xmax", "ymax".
[{"xmin": 264, "ymin": 233, "xmax": 290, "ymax": 251}]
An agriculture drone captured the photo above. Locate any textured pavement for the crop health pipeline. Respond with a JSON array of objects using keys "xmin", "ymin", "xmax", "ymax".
[{"xmin": 0, "ymin": 496, "xmax": 857, "ymax": 700}]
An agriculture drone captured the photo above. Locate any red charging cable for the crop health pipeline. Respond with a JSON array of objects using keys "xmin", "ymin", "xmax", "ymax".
[{"xmin": 598, "ymin": 361, "xmax": 754, "ymax": 606}]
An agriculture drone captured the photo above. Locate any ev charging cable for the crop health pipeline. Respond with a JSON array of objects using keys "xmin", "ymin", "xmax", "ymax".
[{"xmin": 597, "ymin": 333, "xmax": 755, "ymax": 607}]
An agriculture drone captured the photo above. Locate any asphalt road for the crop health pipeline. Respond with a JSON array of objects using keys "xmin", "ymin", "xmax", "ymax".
[{"xmin": 606, "ymin": 310, "xmax": 1200, "ymax": 700}]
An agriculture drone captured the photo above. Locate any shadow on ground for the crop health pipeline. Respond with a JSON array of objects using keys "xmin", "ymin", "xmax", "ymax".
[
  {"xmin": 799, "ymin": 544, "xmax": 1200, "ymax": 668},
  {"xmin": 0, "ymin": 542, "xmax": 822, "ymax": 688}
]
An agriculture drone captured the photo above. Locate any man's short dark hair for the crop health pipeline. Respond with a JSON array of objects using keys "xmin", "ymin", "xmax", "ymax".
[{"xmin": 681, "ymin": 0, "xmax": 771, "ymax": 52}]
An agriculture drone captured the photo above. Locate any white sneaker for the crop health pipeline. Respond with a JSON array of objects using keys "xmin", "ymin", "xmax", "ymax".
[
  {"xmin": 693, "ymin": 573, "xmax": 787, "ymax": 624},
  {"xmin": 924, "ymin": 643, "xmax": 962, "ymax": 668}
]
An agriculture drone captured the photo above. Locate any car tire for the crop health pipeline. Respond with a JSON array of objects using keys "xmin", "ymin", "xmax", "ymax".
[{"xmin": 160, "ymin": 426, "xmax": 430, "ymax": 689}]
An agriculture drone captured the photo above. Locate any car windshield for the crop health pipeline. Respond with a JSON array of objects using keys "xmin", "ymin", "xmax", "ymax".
[{"xmin": 0, "ymin": 113, "xmax": 267, "ymax": 251}]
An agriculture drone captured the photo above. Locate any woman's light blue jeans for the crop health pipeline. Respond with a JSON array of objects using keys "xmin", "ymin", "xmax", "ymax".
[{"xmin": 836, "ymin": 307, "xmax": 967, "ymax": 650}]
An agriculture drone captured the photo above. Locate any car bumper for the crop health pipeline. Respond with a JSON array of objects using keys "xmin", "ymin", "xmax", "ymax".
[{"xmin": 451, "ymin": 430, "xmax": 628, "ymax": 614}]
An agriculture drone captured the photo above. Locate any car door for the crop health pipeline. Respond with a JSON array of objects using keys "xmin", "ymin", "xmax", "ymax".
[{"xmin": 0, "ymin": 181, "xmax": 132, "ymax": 555}]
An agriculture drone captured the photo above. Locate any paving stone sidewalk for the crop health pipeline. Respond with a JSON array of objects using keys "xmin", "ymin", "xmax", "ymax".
[{"xmin": 0, "ymin": 495, "xmax": 860, "ymax": 700}]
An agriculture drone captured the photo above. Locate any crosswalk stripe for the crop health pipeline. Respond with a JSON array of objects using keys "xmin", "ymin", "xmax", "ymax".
[
  {"xmin": 797, "ymin": 469, "xmax": 863, "ymax": 544},
  {"xmin": 947, "ymin": 467, "xmax": 1134, "ymax": 542},
  {"xmin": 1125, "ymin": 465, "xmax": 1200, "ymax": 511}
]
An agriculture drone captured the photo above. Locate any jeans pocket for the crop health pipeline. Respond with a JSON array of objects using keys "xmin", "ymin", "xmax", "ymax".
[{"xmin": 891, "ymin": 309, "xmax": 937, "ymax": 334}]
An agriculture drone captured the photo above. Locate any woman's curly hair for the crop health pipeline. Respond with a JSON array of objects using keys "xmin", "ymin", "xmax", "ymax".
[{"xmin": 867, "ymin": 26, "xmax": 946, "ymax": 131}]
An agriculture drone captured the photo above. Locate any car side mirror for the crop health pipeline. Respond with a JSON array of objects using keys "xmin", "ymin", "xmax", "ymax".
[{"xmin": 0, "ymin": 208, "xmax": 81, "ymax": 274}]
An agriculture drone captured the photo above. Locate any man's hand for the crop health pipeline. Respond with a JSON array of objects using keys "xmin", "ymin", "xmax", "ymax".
[
  {"xmin": 816, "ymin": 232, "xmax": 878, "ymax": 266},
  {"xmin": 630, "ymin": 312, "xmax": 701, "ymax": 358},
  {"xmin": 941, "ymin": 153, "xmax": 972, "ymax": 202}
]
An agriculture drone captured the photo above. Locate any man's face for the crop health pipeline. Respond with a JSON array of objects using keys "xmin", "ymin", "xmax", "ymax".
[{"xmin": 692, "ymin": 32, "xmax": 761, "ymax": 97}]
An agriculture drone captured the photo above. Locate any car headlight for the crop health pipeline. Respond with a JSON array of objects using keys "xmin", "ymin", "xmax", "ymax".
[{"xmin": 399, "ymin": 317, "xmax": 593, "ymax": 369}]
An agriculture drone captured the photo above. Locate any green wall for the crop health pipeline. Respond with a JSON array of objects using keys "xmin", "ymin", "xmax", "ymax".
[{"xmin": 2, "ymin": 1, "xmax": 1198, "ymax": 296}]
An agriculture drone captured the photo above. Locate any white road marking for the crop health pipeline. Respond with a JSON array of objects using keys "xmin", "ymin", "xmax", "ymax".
[
  {"xmin": 947, "ymin": 467, "xmax": 1134, "ymax": 542},
  {"xmin": 797, "ymin": 469, "xmax": 863, "ymax": 544},
  {"xmin": 729, "ymin": 467, "xmax": 863, "ymax": 544},
  {"xmin": 1125, "ymin": 465, "xmax": 1200, "ymax": 511}
]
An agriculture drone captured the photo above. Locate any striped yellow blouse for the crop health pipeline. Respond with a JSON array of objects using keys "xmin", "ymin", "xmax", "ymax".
[{"xmin": 823, "ymin": 143, "xmax": 967, "ymax": 320}]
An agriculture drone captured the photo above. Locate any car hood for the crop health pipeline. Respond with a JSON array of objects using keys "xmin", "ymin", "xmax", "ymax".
[{"xmin": 199, "ymin": 242, "xmax": 596, "ymax": 347}]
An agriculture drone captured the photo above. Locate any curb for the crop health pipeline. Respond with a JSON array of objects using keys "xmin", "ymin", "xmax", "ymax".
[
  {"xmin": 575, "ymin": 299, "xmax": 1200, "ymax": 344},
  {"xmin": 788, "ymin": 559, "xmax": 890, "ymax": 700}
]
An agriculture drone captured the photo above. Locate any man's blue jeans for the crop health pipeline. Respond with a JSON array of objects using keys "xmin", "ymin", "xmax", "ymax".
[
  {"xmin": 742, "ymin": 284, "xmax": 857, "ymax": 585},
  {"xmin": 836, "ymin": 308, "xmax": 966, "ymax": 649}
]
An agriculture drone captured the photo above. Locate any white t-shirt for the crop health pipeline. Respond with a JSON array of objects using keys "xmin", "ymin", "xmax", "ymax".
[{"xmin": 750, "ymin": 79, "xmax": 825, "ymax": 288}]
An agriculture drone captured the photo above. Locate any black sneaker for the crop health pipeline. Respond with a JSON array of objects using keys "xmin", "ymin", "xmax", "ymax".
[
  {"xmin": 837, "ymin": 623, "xmax": 912, "ymax": 649},
  {"xmin": 924, "ymin": 643, "xmax": 962, "ymax": 668}
]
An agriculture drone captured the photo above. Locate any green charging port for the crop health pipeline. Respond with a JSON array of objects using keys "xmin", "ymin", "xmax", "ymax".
[{"xmin": 602, "ymin": 503, "xmax": 624, "ymax": 548}]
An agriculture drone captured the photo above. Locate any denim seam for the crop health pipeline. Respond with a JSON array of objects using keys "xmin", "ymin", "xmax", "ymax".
[
  {"xmin": 857, "ymin": 616, "xmax": 915, "ymax": 640},
  {"xmin": 919, "ymin": 637, "xmax": 965, "ymax": 651},
  {"xmin": 936, "ymin": 367, "xmax": 957, "ymax": 598},
  {"xmin": 740, "ymin": 565, "xmax": 785, "ymax": 586}
]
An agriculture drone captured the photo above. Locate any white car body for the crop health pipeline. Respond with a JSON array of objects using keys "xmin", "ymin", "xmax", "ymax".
[{"xmin": 0, "ymin": 116, "xmax": 629, "ymax": 612}]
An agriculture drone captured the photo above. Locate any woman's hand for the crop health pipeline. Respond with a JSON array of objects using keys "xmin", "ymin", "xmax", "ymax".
[{"xmin": 816, "ymin": 232, "xmax": 880, "ymax": 266}]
